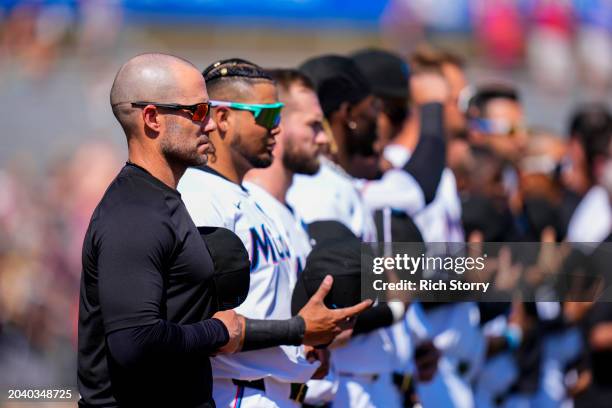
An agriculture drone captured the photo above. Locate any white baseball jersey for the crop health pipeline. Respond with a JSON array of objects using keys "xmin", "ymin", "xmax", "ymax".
[
  {"xmin": 178, "ymin": 167, "xmax": 317, "ymax": 407},
  {"xmin": 374, "ymin": 144, "xmax": 464, "ymax": 242},
  {"xmin": 244, "ymin": 182, "xmax": 311, "ymax": 277},
  {"xmin": 288, "ymin": 156, "xmax": 378, "ymax": 242},
  {"xmin": 245, "ymin": 181, "xmax": 343, "ymax": 407}
]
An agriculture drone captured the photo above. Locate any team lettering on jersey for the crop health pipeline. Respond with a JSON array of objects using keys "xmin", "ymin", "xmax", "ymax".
[{"xmin": 249, "ymin": 224, "xmax": 292, "ymax": 271}]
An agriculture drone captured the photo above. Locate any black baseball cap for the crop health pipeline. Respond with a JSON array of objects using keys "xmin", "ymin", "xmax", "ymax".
[
  {"xmin": 307, "ymin": 220, "xmax": 357, "ymax": 247},
  {"xmin": 299, "ymin": 55, "xmax": 371, "ymax": 118},
  {"xmin": 291, "ymin": 222, "xmax": 372, "ymax": 314},
  {"xmin": 351, "ymin": 48, "xmax": 410, "ymax": 100},
  {"xmin": 198, "ymin": 226, "xmax": 250, "ymax": 311}
]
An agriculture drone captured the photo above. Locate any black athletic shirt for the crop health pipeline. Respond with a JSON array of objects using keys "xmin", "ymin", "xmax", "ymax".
[{"xmin": 78, "ymin": 163, "xmax": 228, "ymax": 407}]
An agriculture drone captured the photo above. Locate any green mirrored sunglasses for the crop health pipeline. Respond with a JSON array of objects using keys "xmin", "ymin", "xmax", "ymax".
[{"xmin": 210, "ymin": 100, "xmax": 284, "ymax": 130}]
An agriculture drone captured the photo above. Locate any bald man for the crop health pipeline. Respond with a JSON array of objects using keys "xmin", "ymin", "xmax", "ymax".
[{"xmin": 77, "ymin": 53, "xmax": 243, "ymax": 408}]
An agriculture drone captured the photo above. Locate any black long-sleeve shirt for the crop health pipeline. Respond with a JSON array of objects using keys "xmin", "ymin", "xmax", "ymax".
[
  {"xmin": 78, "ymin": 163, "xmax": 228, "ymax": 408},
  {"xmin": 402, "ymin": 102, "xmax": 446, "ymax": 205}
]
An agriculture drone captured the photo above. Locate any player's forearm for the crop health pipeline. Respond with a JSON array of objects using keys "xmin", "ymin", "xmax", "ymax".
[
  {"xmin": 241, "ymin": 316, "xmax": 305, "ymax": 351},
  {"xmin": 401, "ymin": 103, "xmax": 445, "ymax": 204},
  {"xmin": 106, "ymin": 318, "xmax": 229, "ymax": 367}
]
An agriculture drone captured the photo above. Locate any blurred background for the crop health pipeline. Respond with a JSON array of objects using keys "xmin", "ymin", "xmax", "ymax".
[{"xmin": 0, "ymin": 0, "xmax": 611, "ymax": 404}]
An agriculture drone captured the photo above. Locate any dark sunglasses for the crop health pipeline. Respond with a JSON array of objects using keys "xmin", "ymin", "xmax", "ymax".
[
  {"xmin": 131, "ymin": 101, "xmax": 211, "ymax": 122},
  {"xmin": 210, "ymin": 100, "xmax": 284, "ymax": 130}
]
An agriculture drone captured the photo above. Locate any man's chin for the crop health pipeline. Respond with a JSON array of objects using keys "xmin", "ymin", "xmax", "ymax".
[
  {"xmin": 285, "ymin": 158, "xmax": 320, "ymax": 175},
  {"xmin": 249, "ymin": 154, "xmax": 273, "ymax": 169},
  {"xmin": 190, "ymin": 154, "xmax": 208, "ymax": 167}
]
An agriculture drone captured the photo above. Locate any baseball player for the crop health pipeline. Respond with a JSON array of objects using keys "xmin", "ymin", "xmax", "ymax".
[{"xmin": 178, "ymin": 58, "xmax": 370, "ymax": 408}]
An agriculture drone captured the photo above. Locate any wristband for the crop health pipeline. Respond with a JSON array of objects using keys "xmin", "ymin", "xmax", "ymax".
[{"xmin": 242, "ymin": 316, "xmax": 305, "ymax": 351}]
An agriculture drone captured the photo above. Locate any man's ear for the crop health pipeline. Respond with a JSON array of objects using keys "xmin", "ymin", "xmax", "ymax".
[
  {"xmin": 142, "ymin": 105, "xmax": 162, "ymax": 136},
  {"xmin": 337, "ymin": 102, "xmax": 351, "ymax": 122},
  {"xmin": 213, "ymin": 107, "xmax": 231, "ymax": 135}
]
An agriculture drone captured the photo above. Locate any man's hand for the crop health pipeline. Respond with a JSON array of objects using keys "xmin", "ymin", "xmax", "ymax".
[
  {"xmin": 304, "ymin": 345, "xmax": 330, "ymax": 379},
  {"xmin": 298, "ymin": 275, "xmax": 372, "ymax": 346},
  {"xmin": 213, "ymin": 310, "xmax": 245, "ymax": 354},
  {"xmin": 410, "ymin": 72, "xmax": 450, "ymax": 106}
]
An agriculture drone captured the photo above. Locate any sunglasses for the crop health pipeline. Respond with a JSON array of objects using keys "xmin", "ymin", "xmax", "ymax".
[
  {"xmin": 210, "ymin": 100, "xmax": 284, "ymax": 130},
  {"xmin": 470, "ymin": 118, "xmax": 526, "ymax": 137},
  {"xmin": 131, "ymin": 101, "xmax": 211, "ymax": 122}
]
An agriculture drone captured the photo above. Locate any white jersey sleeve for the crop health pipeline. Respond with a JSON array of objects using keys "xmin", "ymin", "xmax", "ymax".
[{"xmin": 360, "ymin": 169, "xmax": 425, "ymax": 215}]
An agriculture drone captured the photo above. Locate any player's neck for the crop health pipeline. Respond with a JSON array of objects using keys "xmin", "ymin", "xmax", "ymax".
[
  {"xmin": 128, "ymin": 143, "xmax": 184, "ymax": 190},
  {"xmin": 244, "ymin": 160, "xmax": 292, "ymax": 204},
  {"xmin": 207, "ymin": 160, "xmax": 244, "ymax": 185},
  {"xmin": 206, "ymin": 145, "xmax": 250, "ymax": 185}
]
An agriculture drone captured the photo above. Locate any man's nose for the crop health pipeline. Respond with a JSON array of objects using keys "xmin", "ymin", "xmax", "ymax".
[{"xmin": 202, "ymin": 115, "xmax": 217, "ymax": 132}]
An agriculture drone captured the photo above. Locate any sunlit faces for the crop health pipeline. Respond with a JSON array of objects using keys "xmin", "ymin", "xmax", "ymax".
[
  {"xmin": 280, "ymin": 84, "xmax": 327, "ymax": 175},
  {"xmin": 228, "ymin": 82, "xmax": 281, "ymax": 169},
  {"xmin": 160, "ymin": 64, "xmax": 216, "ymax": 167}
]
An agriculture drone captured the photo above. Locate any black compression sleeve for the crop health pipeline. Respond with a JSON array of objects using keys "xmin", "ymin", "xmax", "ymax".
[
  {"xmin": 352, "ymin": 304, "xmax": 394, "ymax": 336},
  {"xmin": 106, "ymin": 318, "xmax": 229, "ymax": 368},
  {"xmin": 402, "ymin": 102, "xmax": 446, "ymax": 204},
  {"xmin": 241, "ymin": 316, "xmax": 305, "ymax": 351}
]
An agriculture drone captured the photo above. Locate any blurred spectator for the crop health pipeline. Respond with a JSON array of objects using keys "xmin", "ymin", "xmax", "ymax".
[
  {"xmin": 575, "ymin": 0, "xmax": 612, "ymax": 92},
  {"xmin": 1, "ymin": 1, "xmax": 74, "ymax": 80},
  {"xmin": 565, "ymin": 103, "xmax": 612, "ymax": 243},
  {"xmin": 459, "ymin": 145, "xmax": 518, "ymax": 241},
  {"xmin": 514, "ymin": 128, "xmax": 568, "ymax": 240},
  {"xmin": 472, "ymin": 0, "xmax": 525, "ymax": 68},
  {"xmin": 0, "ymin": 140, "xmax": 120, "ymax": 392},
  {"xmin": 466, "ymin": 83, "xmax": 528, "ymax": 165},
  {"xmin": 525, "ymin": 0, "xmax": 575, "ymax": 92}
]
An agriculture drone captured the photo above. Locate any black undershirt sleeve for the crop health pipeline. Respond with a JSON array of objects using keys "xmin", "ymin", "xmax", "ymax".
[
  {"xmin": 97, "ymin": 204, "xmax": 228, "ymax": 368},
  {"xmin": 401, "ymin": 102, "xmax": 446, "ymax": 204},
  {"xmin": 351, "ymin": 304, "xmax": 394, "ymax": 336},
  {"xmin": 107, "ymin": 319, "xmax": 229, "ymax": 368}
]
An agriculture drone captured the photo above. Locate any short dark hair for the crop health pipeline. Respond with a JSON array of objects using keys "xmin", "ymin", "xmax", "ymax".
[
  {"xmin": 468, "ymin": 84, "xmax": 520, "ymax": 119},
  {"xmin": 266, "ymin": 68, "xmax": 314, "ymax": 94},
  {"xmin": 298, "ymin": 55, "xmax": 370, "ymax": 118},
  {"xmin": 569, "ymin": 104, "xmax": 612, "ymax": 181},
  {"xmin": 410, "ymin": 46, "xmax": 465, "ymax": 74},
  {"xmin": 568, "ymin": 103, "xmax": 611, "ymax": 138},
  {"xmin": 203, "ymin": 58, "xmax": 273, "ymax": 99}
]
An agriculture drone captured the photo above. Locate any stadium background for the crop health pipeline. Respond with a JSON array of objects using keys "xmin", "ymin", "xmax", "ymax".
[{"xmin": 0, "ymin": 0, "xmax": 611, "ymax": 406}]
